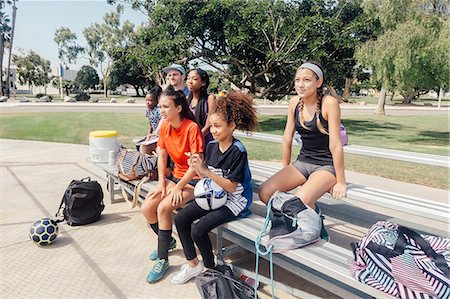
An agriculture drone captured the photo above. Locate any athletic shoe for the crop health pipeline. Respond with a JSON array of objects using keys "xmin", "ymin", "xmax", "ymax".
[
  {"xmin": 146, "ymin": 259, "xmax": 169, "ymax": 283},
  {"xmin": 315, "ymin": 205, "xmax": 330, "ymax": 241},
  {"xmin": 171, "ymin": 261, "xmax": 204, "ymax": 284},
  {"xmin": 149, "ymin": 238, "xmax": 177, "ymax": 260}
]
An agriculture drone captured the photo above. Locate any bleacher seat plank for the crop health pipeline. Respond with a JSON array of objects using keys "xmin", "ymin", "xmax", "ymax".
[{"xmin": 249, "ymin": 161, "xmax": 449, "ymax": 224}]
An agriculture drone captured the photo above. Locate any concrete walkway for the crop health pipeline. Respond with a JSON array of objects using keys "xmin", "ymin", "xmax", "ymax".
[
  {"xmin": 1, "ymin": 139, "xmax": 448, "ymax": 299},
  {"xmin": 1, "ymin": 139, "xmax": 305, "ymax": 299}
]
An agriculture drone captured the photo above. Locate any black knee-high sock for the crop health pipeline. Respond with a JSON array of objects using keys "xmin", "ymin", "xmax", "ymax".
[
  {"xmin": 149, "ymin": 222, "xmax": 159, "ymax": 235},
  {"xmin": 158, "ymin": 229, "xmax": 172, "ymax": 261}
]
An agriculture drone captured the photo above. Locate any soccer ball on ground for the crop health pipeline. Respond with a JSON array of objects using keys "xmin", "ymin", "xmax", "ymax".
[
  {"xmin": 194, "ymin": 178, "xmax": 227, "ymax": 211},
  {"xmin": 29, "ymin": 218, "xmax": 59, "ymax": 246}
]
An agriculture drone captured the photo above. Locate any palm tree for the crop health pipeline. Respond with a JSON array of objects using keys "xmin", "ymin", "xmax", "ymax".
[
  {"xmin": 0, "ymin": 0, "xmax": 12, "ymax": 96},
  {"xmin": 5, "ymin": 0, "xmax": 16, "ymax": 97}
]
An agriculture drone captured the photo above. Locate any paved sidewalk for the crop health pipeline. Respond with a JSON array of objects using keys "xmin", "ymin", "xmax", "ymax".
[
  {"xmin": 1, "ymin": 139, "xmax": 448, "ymax": 299},
  {"xmin": 1, "ymin": 139, "xmax": 304, "ymax": 299}
]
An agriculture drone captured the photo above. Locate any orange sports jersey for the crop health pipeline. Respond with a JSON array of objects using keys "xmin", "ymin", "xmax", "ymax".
[{"xmin": 157, "ymin": 118, "xmax": 204, "ymax": 179}]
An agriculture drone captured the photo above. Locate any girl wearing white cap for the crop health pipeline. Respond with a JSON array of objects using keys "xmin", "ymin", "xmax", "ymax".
[{"xmin": 258, "ymin": 61, "xmax": 347, "ymax": 240}]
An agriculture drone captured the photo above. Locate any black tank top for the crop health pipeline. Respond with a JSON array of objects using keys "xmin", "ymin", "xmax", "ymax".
[{"xmin": 294, "ymin": 104, "xmax": 333, "ymax": 165}]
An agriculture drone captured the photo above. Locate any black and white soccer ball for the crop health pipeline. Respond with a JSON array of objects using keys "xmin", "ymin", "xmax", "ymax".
[
  {"xmin": 29, "ymin": 218, "xmax": 59, "ymax": 246},
  {"xmin": 194, "ymin": 178, "xmax": 227, "ymax": 211}
]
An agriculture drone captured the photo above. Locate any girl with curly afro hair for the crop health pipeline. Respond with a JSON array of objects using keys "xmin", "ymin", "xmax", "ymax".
[{"xmin": 171, "ymin": 91, "xmax": 258, "ymax": 284}]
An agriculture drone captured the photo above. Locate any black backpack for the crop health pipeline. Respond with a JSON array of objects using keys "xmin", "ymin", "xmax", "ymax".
[
  {"xmin": 195, "ymin": 265, "xmax": 256, "ymax": 299},
  {"xmin": 56, "ymin": 177, "xmax": 104, "ymax": 226}
]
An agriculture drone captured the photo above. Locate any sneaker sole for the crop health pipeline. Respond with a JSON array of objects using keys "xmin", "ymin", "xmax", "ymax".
[{"xmin": 170, "ymin": 269, "xmax": 202, "ymax": 285}]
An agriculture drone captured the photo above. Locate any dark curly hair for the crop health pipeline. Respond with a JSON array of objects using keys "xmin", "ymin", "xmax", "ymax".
[
  {"xmin": 214, "ymin": 91, "xmax": 258, "ymax": 132},
  {"xmin": 146, "ymin": 85, "xmax": 163, "ymax": 100}
]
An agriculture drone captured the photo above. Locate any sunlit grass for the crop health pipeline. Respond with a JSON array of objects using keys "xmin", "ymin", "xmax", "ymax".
[{"xmin": 0, "ymin": 112, "xmax": 448, "ymax": 189}]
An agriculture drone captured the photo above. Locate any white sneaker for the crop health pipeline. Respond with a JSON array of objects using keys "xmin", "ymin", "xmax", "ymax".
[{"xmin": 171, "ymin": 261, "xmax": 204, "ymax": 284}]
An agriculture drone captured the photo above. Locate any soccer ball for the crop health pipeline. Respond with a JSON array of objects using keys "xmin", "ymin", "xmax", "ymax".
[
  {"xmin": 194, "ymin": 178, "xmax": 227, "ymax": 211},
  {"xmin": 29, "ymin": 218, "xmax": 59, "ymax": 246}
]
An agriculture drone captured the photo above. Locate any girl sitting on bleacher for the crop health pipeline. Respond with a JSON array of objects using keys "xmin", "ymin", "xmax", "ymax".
[
  {"xmin": 171, "ymin": 91, "xmax": 258, "ymax": 284},
  {"xmin": 259, "ymin": 61, "xmax": 347, "ymax": 240},
  {"xmin": 141, "ymin": 89, "xmax": 204, "ymax": 283},
  {"xmin": 138, "ymin": 85, "xmax": 163, "ymax": 155}
]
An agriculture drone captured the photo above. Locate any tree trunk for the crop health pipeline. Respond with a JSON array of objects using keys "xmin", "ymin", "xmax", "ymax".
[
  {"xmin": 374, "ymin": 88, "xmax": 386, "ymax": 115},
  {"xmin": 134, "ymin": 85, "xmax": 139, "ymax": 96},
  {"xmin": 0, "ymin": 26, "xmax": 4, "ymax": 96},
  {"xmin": 402, "ymin": 95, "xmax": 413, "ymax": 104},
  {"xmin": 103, "ymin": 75, "xmax": 108, "ymax": 98},
  {"xmin": 387, "ymin": 91, "xmax": 394, "ymax": 102},
  {"xmin": 342, "ymin": 77, "xmax": 354, "ymax": 102},
  {"xmin": 5, "ymin": 1, "xmax": 16, "ymax": 97},
  {"xmin": 328, "ymin": 85, "xmax": 342, "ymax": 102},
  {"xmin": 438, "ymin": 88, "xmax": 443, "ymax": 109}
]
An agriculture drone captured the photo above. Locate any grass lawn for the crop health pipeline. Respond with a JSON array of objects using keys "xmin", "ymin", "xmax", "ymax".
[
  {"xmin": 259, "ymin": 114, "xmax": 449, "ymax": 156},
  {"xmin": 0, "ymin": 112, "xmax": 448, "ymax": 190}
]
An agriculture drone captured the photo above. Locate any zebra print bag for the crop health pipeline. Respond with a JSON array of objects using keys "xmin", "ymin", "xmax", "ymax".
[
  {"xmin": 349, "ymin": 221, "xmax": 450, "ymax": 299},
  {"xmin": 116, "ymin": 148, "xmax": 157, "ymax": 181}
]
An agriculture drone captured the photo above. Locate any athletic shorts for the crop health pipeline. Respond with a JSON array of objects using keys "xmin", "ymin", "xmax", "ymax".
[
  {"xmin": 292, "ymin": 160, "xmax": 335, "ymax": 179},
  {"xmin": 167, "ymin": 174, "xmax": 199, "ymax": 187}
]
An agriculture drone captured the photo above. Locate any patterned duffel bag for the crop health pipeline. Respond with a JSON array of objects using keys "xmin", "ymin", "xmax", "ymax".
[{"xmin": 349, "ymin": 221, "xmax": 450, "ymax": 299}]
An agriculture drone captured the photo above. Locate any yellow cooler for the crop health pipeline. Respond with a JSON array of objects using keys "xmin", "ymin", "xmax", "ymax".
[{"xmin": 89, "ymin": 130, "xmax": 119, "ymax": 163}]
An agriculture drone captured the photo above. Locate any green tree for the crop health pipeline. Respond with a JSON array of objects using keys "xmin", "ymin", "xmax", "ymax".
[
  {"xmin": 83, "ymin": 4, "xmax": 135, "ymax": 97},
  {"xmin": 356, "ymin": 0, "xmax": 449, "ymax": 104},
  {"xmin": 54, "ymin": 27, "xmax": 85, "ymax": 67},
  {"xmin": 74, "ymin": 65, "xmax": 99, "ymax": 91},
  {"xmin": 51, "ymin": 78, "xmax": 74, "ymax": 96},
  {"xmin": 0, "ymin": 0, "xmax": 12, "ymax": 96},
  {"xmin": 124, "ymin": 12, "xmax": 191, "ymax": 85},
  {"xmin": 109, "ymin": 48, "xmax": 151, "ymax": 96},
  {"xmin": 4, "ymin": 0, "xmax": 17, "ymax": 97},
  {"xmin": 12, "ymin": 50, "xmax": 52, "ymax": 93},
  {"xmin": 146, "ymin": 0, "xmax": 376, "ymax": 100}
]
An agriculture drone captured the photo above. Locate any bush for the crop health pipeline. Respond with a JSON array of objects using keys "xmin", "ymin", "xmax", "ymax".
[{"xmin": 74, "ymin": 92, "xmax": 91, "ymax": 101}]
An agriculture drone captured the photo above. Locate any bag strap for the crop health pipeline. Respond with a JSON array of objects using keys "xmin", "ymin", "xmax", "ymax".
[
  {"xmin": 80, "ymin": 177, "xmax": 91, "ymax": 182},
  {"xmin": 132, "ymin": 176, "xmax": 149, "ymax": 208},
  {"xmin": 54, "ymin": 191, "xmax": 67, "ymax": 223},
  {"xmin": 55, "ymin": 181, "xmax": 75, "ymax": 223},
  {"xmin": 121, "ymin": 187, "xmax": 132, "ymax": 207},
  {"xmin": 254, "ymin": 197, "xmax": 274, "ymax": 299},
  {"xmin": 395, "ymin": 226, "xmax": 449, "ymax": 277}
]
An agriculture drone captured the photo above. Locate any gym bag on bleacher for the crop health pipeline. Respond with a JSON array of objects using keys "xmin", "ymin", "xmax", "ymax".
[
  {"xmin": 349, "ymin": 221, "xmax": 450, "ymax": 299},
  {"xmin": 116, "ymin": 147, "xmax": 157, "ymax": 181},
  {"xmin": 55, "ymin": 177, "xmax": 104, "ymax": 226},
  {"xmin": 195, "ymin": 264, "xmax": 256, "ymax": 299},
  {"xmin": 266, "ymin": 191, "xmax": 321, "ymax": 253}
]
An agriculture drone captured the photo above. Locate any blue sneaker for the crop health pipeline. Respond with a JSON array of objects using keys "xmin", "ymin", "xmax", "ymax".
[
  {"xmin": 146, "ymin": 259, "xmax": 169, "ymax": 283},
  {"xmin": 315, "ymin": 205, "xmax": 330, "ymax": 241},
  {"xmin": 149, "ymin": 238, "xmax": 177, "ymax": 260}
]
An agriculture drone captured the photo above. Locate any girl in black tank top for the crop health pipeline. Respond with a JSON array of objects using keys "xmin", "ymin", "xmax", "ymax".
[{"xmin": 259, "ymin": 62, "xmax": 347, "ymax": 241}]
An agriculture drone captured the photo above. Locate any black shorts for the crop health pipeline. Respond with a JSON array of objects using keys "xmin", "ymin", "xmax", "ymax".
[{"xmin": 167, "ymin": 174, "xmax": 199, "ymax": 187}]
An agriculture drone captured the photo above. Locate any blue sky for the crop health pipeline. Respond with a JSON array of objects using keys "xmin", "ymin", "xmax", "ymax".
[{"xmin": 10, "ymin": 0, "xmax": 148, "ymax": 70}]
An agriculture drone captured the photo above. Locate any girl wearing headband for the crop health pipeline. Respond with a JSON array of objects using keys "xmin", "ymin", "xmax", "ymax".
[{"xmin": 259, "ymin": 61, "xmax": 347, "ymax": 240}]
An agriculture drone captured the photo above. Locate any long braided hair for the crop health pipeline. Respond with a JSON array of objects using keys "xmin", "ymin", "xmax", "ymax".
[
  {"xmin": 297, "ymin": 61, "xmax": 328, "ymax": 135},
  {"xmin": 187, "ymin": 68, "xmax": 210, "ymax": 127}
]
